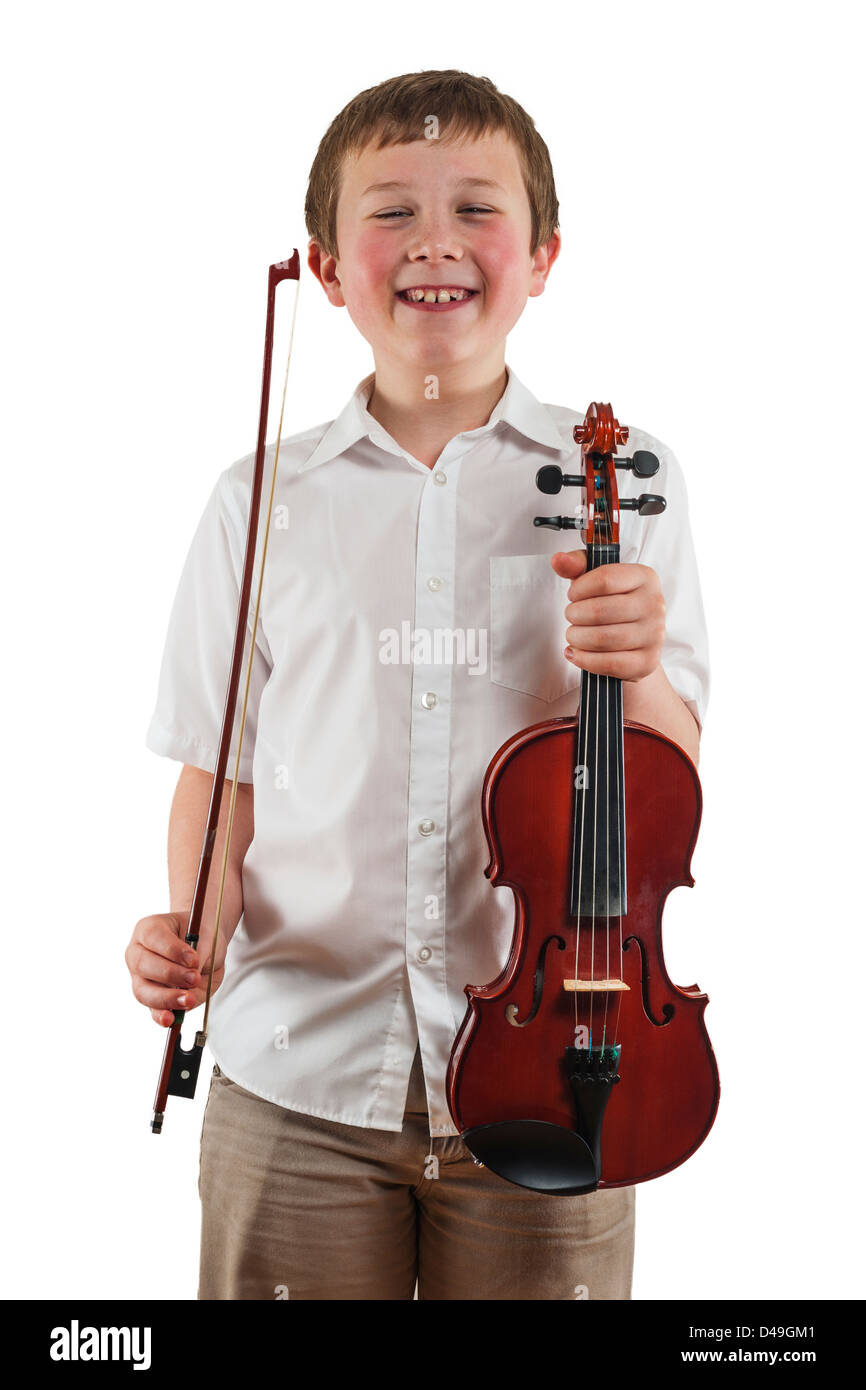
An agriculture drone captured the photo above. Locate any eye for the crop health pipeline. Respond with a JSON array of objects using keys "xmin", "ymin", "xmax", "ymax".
[
  {"xmin": 373, "ymin": 210, "xmax": 411, "ymax": 220},
  {"xmin": 459, "ymin": 206, "xmax": 494, "ymax": 215}
]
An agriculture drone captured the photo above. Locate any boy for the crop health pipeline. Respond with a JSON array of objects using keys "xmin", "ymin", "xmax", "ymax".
[{"xmin": 127, "ymin": 70, "xmax": 708, "ymax": 1300}]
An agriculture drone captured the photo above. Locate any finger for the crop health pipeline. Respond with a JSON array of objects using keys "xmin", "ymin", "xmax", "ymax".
[
  {"xmin": 195, "ymin": 935, "xmax": 227, "ymax": 976},
  {"xmin": 131, "ymin": 975, "xmax": 200, "ymax": 1014},
  {"xmin": 565, "ymin": 591, "xmax": 646, "ymax": 627},
  {"xmin": 169, "ymin": 970, "xmax": 225, "ymax": 1012},
  {"xmin": 150, "ymin": 1008, "xmax": 176, "ymax": 1027},
  {"xmin": 550, "ymin": 549, "xmax": 588, "ymax": 580},
  {"xmin": 566, "ymin": 563, "xmax": 649, "ymax": 602},
  {"xmin": 134, "ymin": 914, "xmax": 198, "ymax": 969},
  {"xmin": 130, "ymin": 944, "xmax": 204, "ymax": 991},
  {"xmin": 566, "ymin": 621, "xmax": 656, "ymax": 654},
  {"xmin": 564, "ymin": 646, "xmax": 657, "ymax": 681}
]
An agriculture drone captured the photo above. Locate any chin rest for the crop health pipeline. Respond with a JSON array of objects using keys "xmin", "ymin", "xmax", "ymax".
[{"xmin": 461, "ymin": 1120, "xmax": 600, "ymax": 1195}]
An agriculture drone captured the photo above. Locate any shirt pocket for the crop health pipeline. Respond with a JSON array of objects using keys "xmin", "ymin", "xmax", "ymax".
[{"xmin": 489, "ymin": 553, "xmax": 582, "ymax": 704}]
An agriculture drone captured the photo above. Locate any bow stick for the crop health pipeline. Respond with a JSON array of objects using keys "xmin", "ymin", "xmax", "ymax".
[{"xmin": 151, "ymin": 252, "xmax": 301, "ymax": 1133}]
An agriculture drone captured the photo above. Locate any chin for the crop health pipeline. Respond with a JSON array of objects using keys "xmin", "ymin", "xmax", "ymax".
[{"xmin": 400, "ymin": 336, "xmax": 478, "ymax": 372}]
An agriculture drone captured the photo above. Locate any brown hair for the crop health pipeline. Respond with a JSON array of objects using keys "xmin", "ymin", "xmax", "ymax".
[{"xmin": 305, "ymin": 70, "xmax": 559, "ymax": 259}]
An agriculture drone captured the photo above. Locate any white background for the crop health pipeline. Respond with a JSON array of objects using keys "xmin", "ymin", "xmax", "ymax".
[{"xmin": 1, "ymin": 0, "xmax": 862, "ymax": 1301}]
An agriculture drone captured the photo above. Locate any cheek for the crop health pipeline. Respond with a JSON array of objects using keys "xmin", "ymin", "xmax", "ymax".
[
  {"xmin": 349, "ymin": 228, "xmax": 395, "ymax": 291},
  {"xmin": 479, "ymin": 228, "xmax": 532, "ymax": 301},
  {"xmin": 336, "ymin": 228, "xmax": 394, "ymax": 334}
]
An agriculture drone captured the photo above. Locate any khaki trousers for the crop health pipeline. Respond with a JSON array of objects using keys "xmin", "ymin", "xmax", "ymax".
[{"xmin": 198, "ymin": 1048, "xmax": 635, "ymax": 1300}]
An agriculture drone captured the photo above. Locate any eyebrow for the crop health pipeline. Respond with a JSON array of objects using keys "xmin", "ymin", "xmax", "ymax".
[{"xmin": 360, "ymin": 177, "xmax": 506, "ymax": 197}]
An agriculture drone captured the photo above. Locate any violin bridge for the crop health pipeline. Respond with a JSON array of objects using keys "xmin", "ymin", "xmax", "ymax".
[{"xmin": 562, "ymin": 978, "xmax": 629, "ymax": 992}]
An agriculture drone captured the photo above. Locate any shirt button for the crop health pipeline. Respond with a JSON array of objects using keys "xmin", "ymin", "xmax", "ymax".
[
  {"xmin": 433, "ymin": 471, "xmax": 447, "ymax": 486},
  {"xmin": 427, "ymin": 576, "xmax": 443, "ymax": 592},
  {"xmin": 417, "ymin": 946, "xmax": 433, "ymax": 963},
  {"xmin": 420, "ymin": 691, "xmax": 438, "ymax": 710},
  {"xmin": 418, "ymin": 819, "xmax": 436, "ymax": 836}
]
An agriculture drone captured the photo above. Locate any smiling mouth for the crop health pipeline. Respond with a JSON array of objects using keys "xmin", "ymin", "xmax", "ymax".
[{"xmin": 397, "ymin": 287, "xmax": 479, "ymax": 306}]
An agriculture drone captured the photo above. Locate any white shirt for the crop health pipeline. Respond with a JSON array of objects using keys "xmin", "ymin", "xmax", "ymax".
[{"xmin": 146, "ymin": 367, "xmax": 709, "ymax": 1137}]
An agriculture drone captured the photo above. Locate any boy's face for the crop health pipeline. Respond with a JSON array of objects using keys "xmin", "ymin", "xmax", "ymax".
[{"xmin": 309, "ymin": 130, "xmax": 560, "ymax": 380}]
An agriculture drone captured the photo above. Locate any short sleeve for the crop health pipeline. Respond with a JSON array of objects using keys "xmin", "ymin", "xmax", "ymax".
[
  {"xmin": 619, "ymin": 440, "xmax": 710, "ymax": 731},
  {"xmin": 145, "ymin": 463, "xmax": 272, "ymax": 781}
]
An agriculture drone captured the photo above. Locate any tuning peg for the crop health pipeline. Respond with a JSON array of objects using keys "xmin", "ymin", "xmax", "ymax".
[
  {"xmin": 615, "ymin": 450, "xmax": 660, "ymax": 478},
  {"xmin": 536, "ymin": 465, "xmax": 586, "ymax": 495},
  {"xmin": 533, "ymin": 515, "xmax": 580, "ymax": 530},
  {"xmin": 619, "ymin": 494, "xmax": 666, "ymax": 516}
]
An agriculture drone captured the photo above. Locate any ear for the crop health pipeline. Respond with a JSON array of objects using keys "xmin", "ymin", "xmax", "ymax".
[
  {"xmin": 528, "ymin": 230, "xmax": 562, "ymax": 299},
  {"xmin": 307, "ymin": 240, "xmax": 346, "ymax": 308}
]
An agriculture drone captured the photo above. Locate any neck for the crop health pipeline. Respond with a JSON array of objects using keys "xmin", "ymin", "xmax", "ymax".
[{"xmin": 366, "ymin": 351, "xmax": 508, "ymax": 469}]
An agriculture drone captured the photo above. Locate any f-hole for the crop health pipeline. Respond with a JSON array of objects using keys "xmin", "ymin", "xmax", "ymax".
[
  {"xmin": 505, "ymin": 935, "xmax": 566, "ymax": 1027},
  {"xmin": 623, "ymin": 935, "xmax": 675, "ymax": 1027}
]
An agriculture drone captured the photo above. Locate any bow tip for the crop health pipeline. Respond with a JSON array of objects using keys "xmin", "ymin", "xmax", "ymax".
[{"xmin": 271, "ymin": 251, "xmax": 301, "ymax": 284}]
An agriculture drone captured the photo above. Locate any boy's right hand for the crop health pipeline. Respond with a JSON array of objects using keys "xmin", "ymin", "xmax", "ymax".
[{"xmin": 125, "ymin": 911, "xmax": 227, "ymax": 1027}]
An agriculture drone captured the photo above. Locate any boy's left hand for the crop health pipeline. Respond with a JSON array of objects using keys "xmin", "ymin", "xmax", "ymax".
[{"xmin": 551, "ymin": 550, "xmax": 666, "ymax": 683}]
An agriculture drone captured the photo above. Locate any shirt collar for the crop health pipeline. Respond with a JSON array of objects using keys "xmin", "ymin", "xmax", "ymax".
[{"xmin": 298, "ymin": 365, "xmax": 569, "ymax": 473}]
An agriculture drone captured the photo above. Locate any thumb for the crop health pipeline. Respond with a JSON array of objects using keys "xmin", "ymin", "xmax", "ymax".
[{"xmin": 550, "ymin": 548, "xmax": 587, "ymax": 580}]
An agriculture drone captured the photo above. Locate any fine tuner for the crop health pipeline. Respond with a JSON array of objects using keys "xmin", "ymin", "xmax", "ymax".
[{"xmin": 534, "ymin": 449, "xmax": 665, "ymax": 530}]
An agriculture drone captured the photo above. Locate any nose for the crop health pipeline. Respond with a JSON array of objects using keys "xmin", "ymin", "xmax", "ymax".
[{"xmin": 407, "ymin": 221, "xmax": 463, "ymax": 265}]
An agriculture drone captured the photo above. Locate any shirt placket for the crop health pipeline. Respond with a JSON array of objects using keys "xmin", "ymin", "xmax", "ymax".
[{"xmin": 405, "ymin": 447, "xmax": 466, "ymax": 1137}]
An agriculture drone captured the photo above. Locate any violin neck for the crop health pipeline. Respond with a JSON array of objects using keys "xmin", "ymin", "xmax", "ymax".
[{"xmin": 570, "ymin": 541, "xmax": 628, "ymax": 918}]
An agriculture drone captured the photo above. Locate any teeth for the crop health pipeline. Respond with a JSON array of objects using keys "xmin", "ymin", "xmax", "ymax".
[{"xmin": 403, "ymin": 288, "xmax": 472, "ymax": 302}]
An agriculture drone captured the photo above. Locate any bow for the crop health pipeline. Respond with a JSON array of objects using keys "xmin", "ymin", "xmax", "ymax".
[{"xmin": 151, "ymin": 252, "xmax": 301, "ymax": 1133}]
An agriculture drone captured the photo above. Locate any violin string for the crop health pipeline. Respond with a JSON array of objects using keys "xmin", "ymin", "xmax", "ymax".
[
  {"xmin": 600, "ymin": 526, "xmax": 614, "ymax": 1056},
  {"xmin": 590, "ymin": 558, "xmax": 601, "ymax": 1052},
  {"xmin": 574, "ymin": 659, "xmax": 589, "ymax": 1042},
  {"xmin": 574, "ymin": 447, "xmax": 590, "ymax": 1048},
  {"xmin": 583, "ymin": 480, "xmax": 601, "ymax": 1054},
  {"xmin": 200, "ymin": 274, "xmax": 301, "ymax": 1039},
  {"xmin": 607, "ymin": 510, "xmax": 615, "ymax": 1052},
  {"xmin": 613, "ymin": 667, "xmax": 625, "ymax": 1049},
  {"xmin": 603, "ymin": 549, "xmax": 611, "ymax": 1056},
  {"xmin": 601, "ymin": 664, "xmax": 608, "ymax": 1056},
  {"xmin": 574, "ymin": 523, "xmax": 592, "ymax": 1047},
  {"xmin": 611, "ymin": 478, "xmax": 625, "ymax": 1054},
  {"xmin": 586, "ymin": 452, "xmax": 596, "ymax": 1056}
]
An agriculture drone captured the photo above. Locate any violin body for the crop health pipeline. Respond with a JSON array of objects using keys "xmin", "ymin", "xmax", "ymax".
[{"xmin": 447, "ymin": 715, "xmax": 718, "ymax": 1189}]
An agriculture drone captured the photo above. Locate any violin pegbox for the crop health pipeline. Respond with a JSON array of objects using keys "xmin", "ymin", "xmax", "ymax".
[{"xmin": 533, "ymin": 402, "xmax": 666, "ymax": 538}]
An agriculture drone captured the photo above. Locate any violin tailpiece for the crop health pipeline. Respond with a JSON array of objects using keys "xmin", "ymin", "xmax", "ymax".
[{"xmin": 564, "ymin": 1043, "xmax": 622, "ymax": 1181}]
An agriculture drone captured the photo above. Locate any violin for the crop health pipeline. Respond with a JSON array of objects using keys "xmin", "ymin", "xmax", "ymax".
[{"xmin": 446, "ymin": 403, "xmax": 719, "ymax": 1194}]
